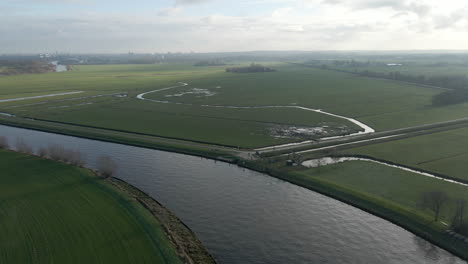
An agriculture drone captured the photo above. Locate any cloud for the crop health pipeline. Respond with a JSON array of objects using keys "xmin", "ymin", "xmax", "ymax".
[
  {"xmin": 323, "ymin": 0, "xmax": 432, "ymax": 17},
  {"xmin": 175, "ymin": 0, "xmax": 211, "ymax": 5},
  {"xmin": 157, "ymin": 7, "xmax": 182, "ymax": 16},
  {"xmin": 1, "ymin": 0, "xmax": 468, "ymax": 53}
]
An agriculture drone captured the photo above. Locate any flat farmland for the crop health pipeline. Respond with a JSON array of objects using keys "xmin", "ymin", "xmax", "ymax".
[
  {"xmin": 0, "ymin": 149, "xmax": 182, "ymax": 264},
  {"xmin": 3, "ymin": 62, "xmax": 468, "ymax": 148},
  {"xmin": 343, "ymin": 127, "xmax": 468, "ymax": 181},
  {"xmin": 332, "ymin": 64, "xmax": 468, "ymax": 77},
  {"xmin": 297, "ymin": 160, "xmax": 468, "ymax": 222}
]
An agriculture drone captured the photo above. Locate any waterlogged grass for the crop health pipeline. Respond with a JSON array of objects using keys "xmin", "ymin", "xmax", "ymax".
[
  {"xmin": 19, "ymin": 97, "xmax": 361, "ymax": 148},
  {"xmin": 0, "ymin": 149, "xmax": 182, "ymax": 264},
  {"xmin": 298, "ymin": 161, "xmax": 468, "ymax": 221},
  {"xmin": 3, "ymin": 63, "xmax": 468, "ymax": 147},
  {"xmin": 343, "ymin": 127, "xmax": 468, "ymax": 181}
]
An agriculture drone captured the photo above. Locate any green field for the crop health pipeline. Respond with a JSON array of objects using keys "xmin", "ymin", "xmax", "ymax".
[
  {"xmin": 330, "ymin": 64, "xmax": 468, "ymax": 77},
  {"xmin": 343, "ymin": 127, "xmax": 468, "ymax": 181},
  {"xmin": 298, "ymin": 161, "xmax": 468, "ymax": 222},
  {"xmin": 3, "ymin": 62, "xmax": 468, "ymax": 147},
  {"xmin": 0, "ymin": 149, "xmax": 182, "ymax": 264}
]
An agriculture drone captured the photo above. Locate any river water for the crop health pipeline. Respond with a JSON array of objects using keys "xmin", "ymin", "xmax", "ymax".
[{"xmin": 0, "ymin": 124, "xmax": 465, "ymax": 264}]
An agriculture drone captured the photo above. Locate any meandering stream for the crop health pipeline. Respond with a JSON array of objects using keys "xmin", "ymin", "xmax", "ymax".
[{"xmin": 135, "ymin": 82, "xmax": 376, "ymax": 151}]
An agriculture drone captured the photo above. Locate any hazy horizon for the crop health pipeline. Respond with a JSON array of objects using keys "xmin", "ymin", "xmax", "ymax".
[{"xmin": 2, "ymin": 0, "xmax": 468, "ymax": 53}]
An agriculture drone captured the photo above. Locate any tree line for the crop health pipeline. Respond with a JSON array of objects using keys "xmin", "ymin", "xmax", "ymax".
[
  {"xmin": 0, "ymin": 136, "xmax": 117, "ymax": 179},
  {"xmin": 226, "ymin": 63, "xmax": 276, "ymax": 73},
  {"xmin": 194, "ymin": 60, "xmax": 226, "ymax": 66},
  {"xmin": 307, "ymin": 60, "xmax": 468, "ymax": 106},
  {"xmin": 0, "ymin": 60, "xmax": 56, "ymax": 76},
  {"xmin": 354, "ymin": 70, "xmax": 468, "ymax": 106}
]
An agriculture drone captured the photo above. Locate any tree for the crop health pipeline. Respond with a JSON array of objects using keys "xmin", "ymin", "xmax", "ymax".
[
  {"xmin": 15, "ymin": 138, "xmax": 33, "ymax": 154},
  {"xmin": 97, "ymin": 155, "xmax": 117, "ymax": 179},
  {"xmin": 47, "ymin": 144, "xmax": 66, "ymax": 161},
  {"xmin": 421, "ymin": 191, "xmax": 449, "ymax": 222},
  {"xmin": 316, "ymin": 158, "xmax": 322, "ymax": 172},
  {"xmin": 67, "ymin": 150, "xmax": 85, "ymax": 167},
  {"xmin": 452, "ymin": 199, "xmax": 466, "ymax": 231},
  {"xmin": 0, "ymin": 136, "xmax": 9, "ymax": 149},
  {"xmin": 37, "ymin": 147, "xmax": 48, "ymax": 158}
]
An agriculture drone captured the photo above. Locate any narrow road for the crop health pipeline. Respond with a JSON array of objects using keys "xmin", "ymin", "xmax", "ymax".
[
  {"xmin": 264, "ymin": 117, "xmax": 468, "ymax": 157},
  {"xmin": 0, "ymin": 91, "xmax": 83, "ymax": 103}
]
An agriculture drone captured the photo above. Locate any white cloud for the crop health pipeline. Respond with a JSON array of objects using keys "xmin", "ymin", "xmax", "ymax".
[
  {"xmin": 175, "ymin": 0, "xmax": 212, "ymax": 5},
  {"xmin": 157, "ymin": 7, "xmax": 182, "ymax": 16},
  {"xmin": 2, "ymin": 0, "xmax": 468, "ymax": 53}
]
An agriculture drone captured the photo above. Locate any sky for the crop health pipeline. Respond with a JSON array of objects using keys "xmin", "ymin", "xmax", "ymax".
[{"xmin": 1, "ymin": 0, "xmax": 468, "ymax": 53}]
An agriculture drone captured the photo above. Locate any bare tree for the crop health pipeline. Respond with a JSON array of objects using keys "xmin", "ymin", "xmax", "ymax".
[
  {"xmin": 97, "ymin": 155, "xmax": 117, "ymax": 179},
  {"xmin": 452, "ymin": 199, "xmax": 466, "ymax": 231},
  {"xmin": 316, "ymin": 158, "xmax": 322, "ymax": 172},
  {"xmin": 44, "ymin": 144, "xmax": 86, "ymax": 166},
  {"xmin": 0, "ymin": 136, "xmax": 9, "ymax": 149},
  {"xmin": 68, "ymin": 150, "xmax": 85, "ymax": 167},
  {"xmin": 15, "ymin": 138, "xmax": 33, "ymax": 154},
  {"xmin": 421, "ymin": 191, "xmax": 449, "ymax": 222},
  {"xmin": 47, "ymin": 144, "xmax": 66, "ymax": 161},
  {"xmin": 37, "ymin": 147, "xmax": 49, "ymax": 158}
]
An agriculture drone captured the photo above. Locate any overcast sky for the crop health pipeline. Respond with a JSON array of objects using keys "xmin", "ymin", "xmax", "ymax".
[{"xmin": 1, "ymin": 0, "xmax": 468, "ymax": 53}]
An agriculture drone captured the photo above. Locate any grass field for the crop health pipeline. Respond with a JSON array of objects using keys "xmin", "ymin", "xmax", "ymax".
[
  {"xmin": 331, "ymin": 64, "xmax": 468, "ymax": 77},
  {"xmin": 0, "ymin": 149, "xmax": 182, "ymax": 264},
  {"xmin": 297, "ymin": 161, "xmax": 468, "ymax": 222},
  {"xmin": 3, "ymin": 62, "xmax": 468, "ymax": 147},
  {"xmin": 244, "ymin": 157, "xmax": 468, "ymax": 260},
  {"xmin": 343, "ymin": 127, "xmax": 468, "ymax": 181}
]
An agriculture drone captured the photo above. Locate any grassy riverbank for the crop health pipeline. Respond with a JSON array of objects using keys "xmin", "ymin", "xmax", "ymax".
[
  {"xmin": 241, "ymin": 159, "xmax": 468, "ymax": 261},
  {"xmin": 343, "ymin": 126, "xmax": 468, "ymax": 182},
  {"xmin": 0, "ymin": 116, "xmax": 237, "ymax": 161},
  {"xmin": 0, "ymin": 149, "xmax": 214, "ymax": 263}
]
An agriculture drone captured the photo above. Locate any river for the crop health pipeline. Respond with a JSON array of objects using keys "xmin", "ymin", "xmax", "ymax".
[{"xmin": 0, "ymin": 124, "xmax": 465, "ymax": 264}]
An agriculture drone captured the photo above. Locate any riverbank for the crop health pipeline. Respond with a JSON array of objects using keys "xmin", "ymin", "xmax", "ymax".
[
  {"xmin": 1, "ymin": 118, "xmax": 467, "ymax": 261},
  {"xmin": 109, "ymin": 178, "xmax": 216, "ymax": 264},
  {"xmin": 0, "ymin": 116, "xmax": 239, "ymax": 162},
  {"xmin": 0, "ymin": 146, "xmax": 216, "ymax": 263},
  {"xmin": 0, "ymin": 149, "xmax": 184, "ymax": 263},
  {"xmin": 240, "ymin": 159, "xmax": 468, "ymax": 261}
]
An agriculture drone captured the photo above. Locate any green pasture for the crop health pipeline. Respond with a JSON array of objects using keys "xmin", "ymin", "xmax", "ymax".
[
  {"xmin": 16, "ymin": 98, "xmax": 357, "ymax": 148},
  {"xmin": 343, "ymin": 127, "xmax": 468, "ymax": 181},
  {"xmin": 0, "ymin": 149, "xmax": 182, "ymax": 264},
  {"xmin": 144, "ymin": 64, "xmax": 439, "ymax": 118},
  {"xmin": 3, "ymin": 62, "xmax": 468, "ymax": 147},
  {"xmin": 331, "ymin": 64, "xmax": 468, "ymax": 77},
  {"xmin": 298, "ymin": 160, "xmax": 468, "ymax": 223}
]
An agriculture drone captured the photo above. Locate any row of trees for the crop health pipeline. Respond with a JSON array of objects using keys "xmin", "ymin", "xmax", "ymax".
[
  {"xmin": 0, "ymin": 61, "xmax": 56, "ymax": 76},
  {"xmin": 355, "ymin": 70, "xmax": 468, "ymax": 90},
  {"xmin": 194, "ymin": 60, "xmax": 226, "ymax": 66},
  {"xmin": 226, "ymin": 63, "xmax": 276, "ymax": 73},
  {"xmin": 313, "ymin": 62, "xmax": 468, "ymax": 106},
  {"xmin": 421, "ymin": 191, "xmax": 467, "ymax": 236},
  {"xmin": 354, "ymin": 70, "xmax": 468, "ymax": 106},
  {"xmin": 0, "ymin": 136, "xmax": 117, "ymax": 179}
]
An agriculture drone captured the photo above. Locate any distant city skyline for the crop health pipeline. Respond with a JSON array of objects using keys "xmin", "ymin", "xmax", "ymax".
[{"xmin": 2, "ymin": 0, "xmax": 468, "ymax": 53}]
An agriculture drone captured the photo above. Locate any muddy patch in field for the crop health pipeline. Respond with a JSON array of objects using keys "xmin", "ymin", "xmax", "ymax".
[
  {"xmin": 269, "ymin": 123, "xmax": 354, "ymax": 140},
  {"xmin": 165, "ymin": 88, "xmax": 217, "ymax": 98}
]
